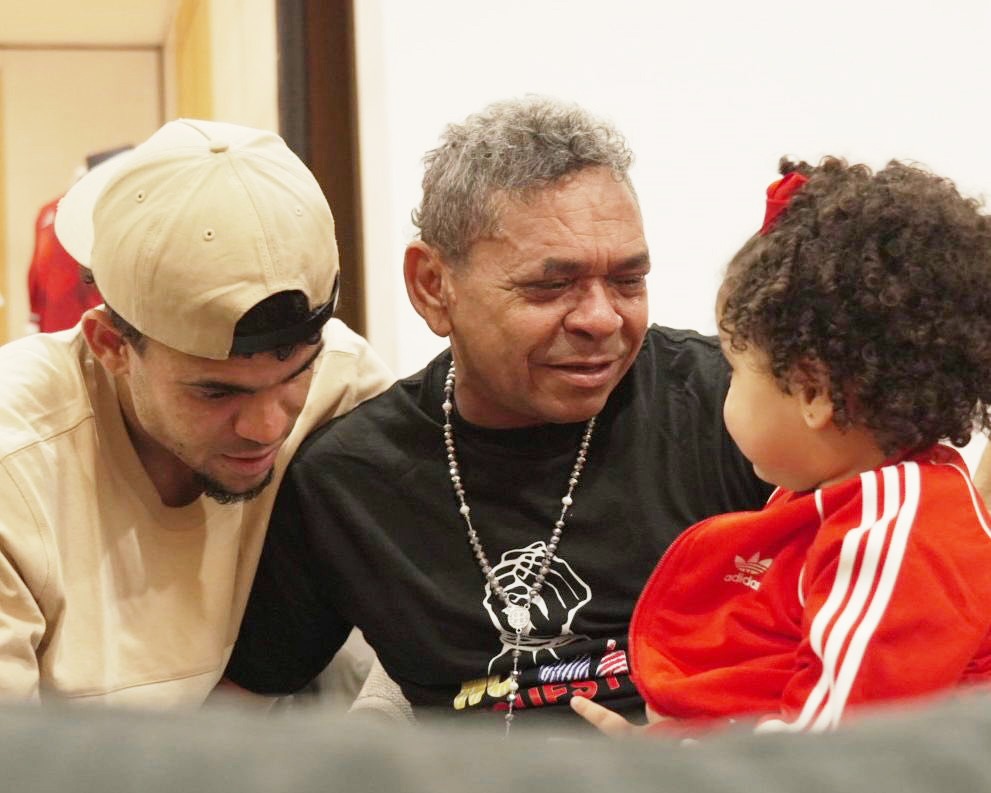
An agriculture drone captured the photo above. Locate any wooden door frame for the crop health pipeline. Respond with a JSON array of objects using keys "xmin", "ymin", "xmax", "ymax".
[{"xmin": 276, "ymin": 0, "xmax": 365, "ymax": 337}]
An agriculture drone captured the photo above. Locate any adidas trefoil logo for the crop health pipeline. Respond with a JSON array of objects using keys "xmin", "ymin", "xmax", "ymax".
[
  {"xmin": 724, "ymin": 552, "xmax": 773, "ymax": 591},
  {"xmin": 735, "ymin": 553, "xmax": 773, "ymax": 575}
]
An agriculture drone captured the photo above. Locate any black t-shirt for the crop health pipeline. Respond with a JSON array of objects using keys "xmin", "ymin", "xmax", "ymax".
[{"xmin": 227, "ymin": 326, "xmax": 772, "ymax": 729}]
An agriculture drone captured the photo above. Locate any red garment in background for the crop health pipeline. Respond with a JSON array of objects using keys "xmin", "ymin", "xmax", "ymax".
[{"xmin": 27, "ymin": 196, "xmax": 102, "ymax": 332}]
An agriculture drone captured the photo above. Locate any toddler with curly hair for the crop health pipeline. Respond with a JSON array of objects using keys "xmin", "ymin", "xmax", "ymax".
[{"xmin": 574, "ymin": 157, "xmax": 991, "ymax": 735}]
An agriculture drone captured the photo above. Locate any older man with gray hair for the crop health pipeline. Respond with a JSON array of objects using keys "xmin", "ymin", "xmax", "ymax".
[{"xmin": 226, "ymin": 96, "xmax": 771, "ymax": 732}]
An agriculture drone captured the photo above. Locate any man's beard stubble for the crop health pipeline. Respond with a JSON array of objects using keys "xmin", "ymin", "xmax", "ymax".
[{"xmin": 194, "ymin": 467, "xmax": 275, "ymax": 505}]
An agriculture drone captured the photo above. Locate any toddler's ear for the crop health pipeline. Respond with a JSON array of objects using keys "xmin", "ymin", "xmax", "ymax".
[
  {"xmin": 801, "ymin": 388, "xmax": 834, "ymax": 430},
  {"xmin": 795, "ymin": 359, "xmax": 833, "ymax": 430}
]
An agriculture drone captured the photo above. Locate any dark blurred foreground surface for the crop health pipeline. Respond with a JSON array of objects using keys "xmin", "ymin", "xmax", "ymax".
[{"xmin": 3, "ymin": 689, "xmax": 989, "ymax": 793}]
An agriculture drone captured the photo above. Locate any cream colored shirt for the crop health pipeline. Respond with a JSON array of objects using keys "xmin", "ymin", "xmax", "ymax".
[{"xmin": 0, "ymin": 319, "xmax": 392, "ymax": 706}]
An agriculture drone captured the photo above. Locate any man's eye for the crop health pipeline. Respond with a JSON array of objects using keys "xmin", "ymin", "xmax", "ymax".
[
  {"xmin": 524, "ymin": 280, "xmax": 571, "ymax": 296},
  {"xmin": 199, "ymin": 390, "xmax": 232, "ymax": 401},
  {"xmin": 535, "ymin": 281, "xmax": 570, "ymax": 291},
  {"xmin": 612, "ymin": 274, "xmax": 647, "ymax": 290}
]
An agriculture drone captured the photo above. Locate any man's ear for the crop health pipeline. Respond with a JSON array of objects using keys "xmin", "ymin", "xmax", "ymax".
[
  {"xmin": 404, "ymin": 241, "xmax": 454, "ymax": 338},
  {"xmin": 81, "ymin": 308, "xmax": 132, "ymax": 375},
  {"xmin": 795, "ymin": 360, "xmax": 834, "ymax": 430}
]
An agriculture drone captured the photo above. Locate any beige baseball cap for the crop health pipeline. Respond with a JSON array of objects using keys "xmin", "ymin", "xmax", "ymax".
[{"xmin": 55, "ymin": 118, "xmax": 339, "ymax": 359}]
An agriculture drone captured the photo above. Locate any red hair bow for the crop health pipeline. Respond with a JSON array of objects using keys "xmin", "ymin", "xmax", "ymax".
[{"xmin": 760, "ymin": 171, "xmax": 808, "ymax": 235}]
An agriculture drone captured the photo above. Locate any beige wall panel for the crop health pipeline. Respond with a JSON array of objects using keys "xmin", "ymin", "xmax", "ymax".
[
  {"xmin": 169, "ymin": 0, "xmax": 277, "ymax": 130},
  {"xmin": 0, "ymin": 48, "xmax": 161, "ymax": 342},
  {"xmin": 0, "ymin": 70, "xmax": 7, "ymax": 343},
  {"xmin": 173, "ymin": 0, "xmax": 213, "ymax": 119},
  {"xmin": 208, "ymin": 0, "xmax": 278, "ymax": 130}
]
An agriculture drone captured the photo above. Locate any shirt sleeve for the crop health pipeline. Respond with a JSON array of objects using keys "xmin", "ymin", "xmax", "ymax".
[
  {"xmin": 225, "ymin": 460, "xmax": 355, "ymax": 695},
  {"xmin": 308, "ymin": 320, "xmax": 395, "ymax": 426},
  {"xmin": 0, "ymin": 464, "xmax": 47, "ymax": 700},
  {"xmin": 761, "ymin": 463, "xmax": 991, "ymax": 732}
]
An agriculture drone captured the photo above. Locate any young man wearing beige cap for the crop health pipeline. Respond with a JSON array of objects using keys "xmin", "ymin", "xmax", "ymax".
[{"xmin": 0, "ymin": 119, "xmax": 392, "ymax": 705}]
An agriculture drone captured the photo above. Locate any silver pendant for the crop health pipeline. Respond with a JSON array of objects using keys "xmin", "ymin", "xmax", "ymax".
[{"xmin": 505, "ymin": 604, "xmax": 530, "ymax": 630}]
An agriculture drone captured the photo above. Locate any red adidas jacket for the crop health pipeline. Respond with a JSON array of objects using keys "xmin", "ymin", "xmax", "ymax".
[{"xmin": 630, "ymin": 444, "xmax": 991, "ymax": 732}]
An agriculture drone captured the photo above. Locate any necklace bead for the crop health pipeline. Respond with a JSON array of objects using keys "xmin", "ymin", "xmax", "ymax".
[{"xmin": 441, "ymin": 362, "xmax": 596, "ymax": 735}]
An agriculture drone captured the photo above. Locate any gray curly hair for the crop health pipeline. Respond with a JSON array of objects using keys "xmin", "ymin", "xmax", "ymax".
[{"xmin": 411, "ymin": 95, "xmax": 636, "ymax": 262}]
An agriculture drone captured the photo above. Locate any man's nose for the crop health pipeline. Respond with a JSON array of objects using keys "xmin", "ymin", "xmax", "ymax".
[
  {"xmin": 562, "ymin": 280, "xmax": 623, "ymax": 337},
  {"xmin": 234, "ymin": 391, "xmax": 293, "ymax": 446}
]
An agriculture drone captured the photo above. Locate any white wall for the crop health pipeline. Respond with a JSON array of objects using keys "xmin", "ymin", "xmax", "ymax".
[{"xmin": 354, "ymin": 0, "xmax": 991, "ymax": 468}]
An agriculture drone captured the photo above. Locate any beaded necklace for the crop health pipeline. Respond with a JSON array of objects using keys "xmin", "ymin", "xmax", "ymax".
[{"xmin": 441, "ymin": 362, "xmax": 596, "ymax": 734}]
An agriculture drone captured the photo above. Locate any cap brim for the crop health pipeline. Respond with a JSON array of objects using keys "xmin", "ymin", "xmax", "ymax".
[{"xmin": 54, "ymin": 147, "xmax": 138, "ymax": 266}]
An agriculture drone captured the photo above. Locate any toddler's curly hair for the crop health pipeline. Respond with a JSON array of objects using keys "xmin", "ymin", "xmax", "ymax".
[{"xmin": 720, "ymin": 156, "xmax": 991, "ymax": 454}]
